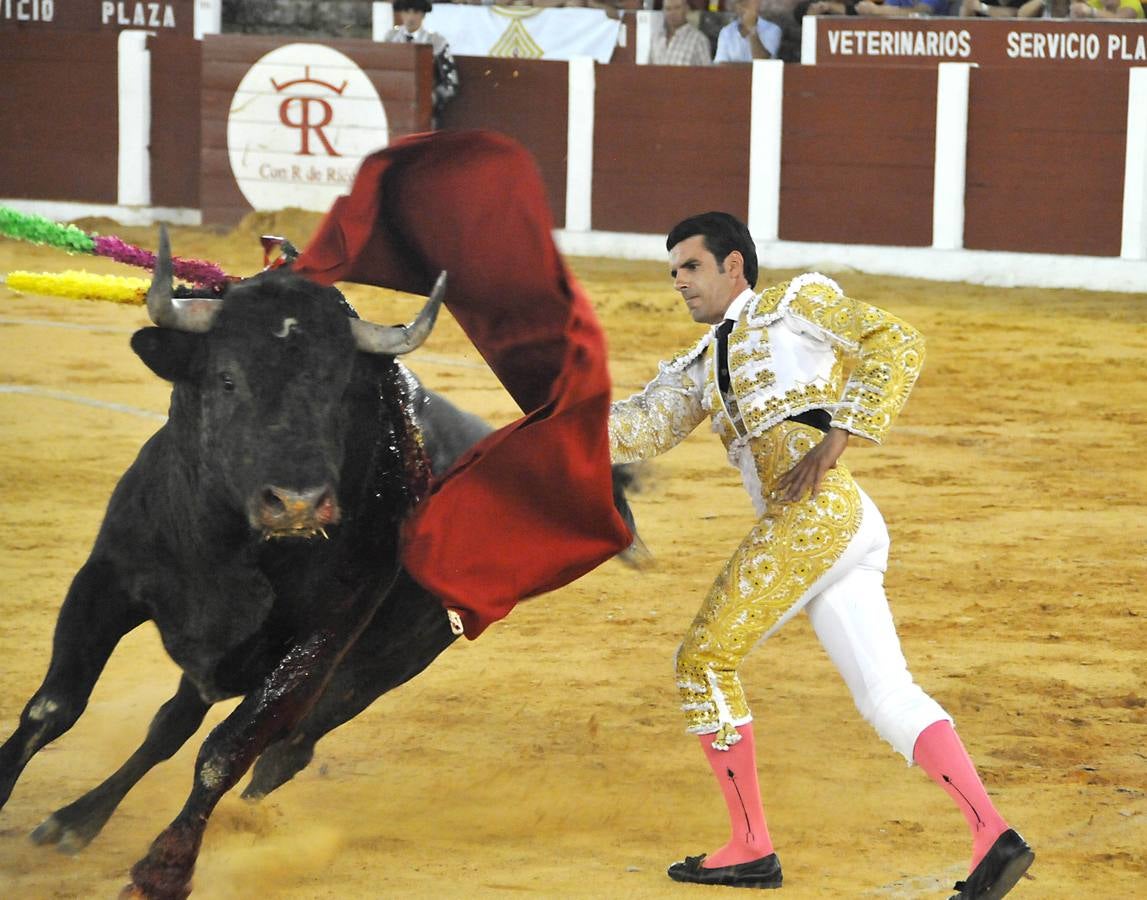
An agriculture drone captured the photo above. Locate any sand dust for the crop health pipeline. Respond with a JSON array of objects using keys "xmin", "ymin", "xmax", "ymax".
[{"xmin": 0, "ymin": 214, "xmax": 1143, "ymax": 898}]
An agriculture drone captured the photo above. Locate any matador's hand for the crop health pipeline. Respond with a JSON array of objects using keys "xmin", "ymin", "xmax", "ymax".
[{"xmin": 775, "ymin": 427, "xmax": 849, "ymax": 502}]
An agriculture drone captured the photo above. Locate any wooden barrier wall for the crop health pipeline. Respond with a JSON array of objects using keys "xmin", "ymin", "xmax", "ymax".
[
  {"xmin": 1, "ymin": 33, "xmax": 121, "ymax": 205},
  {"xmin": 592, "ymin": 65, "xmax": 751, "ymax": 235},
  {"xmin": 0, "ymin": 29, "xmax": 1141, "ymax": 265},
  {"xmin": 780, "ymin": 65, "xmax": 937, "ymax": 247},
  {"xmin": 965, "ymin": 68, "xmax": 1128, "ymax": 257},
  {"xmin": 440, "ymin": 59, "xmax": 1139, "ymax": 258},
  {"xmin": 151, "ymin": 34, "xmax": 205, "ymax": 210}
]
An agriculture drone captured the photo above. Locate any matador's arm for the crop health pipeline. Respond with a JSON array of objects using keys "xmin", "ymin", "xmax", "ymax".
[
  {"xmin": 608, "ymin": 354, "xmax": 708, "ymax": 464},
  {"xmin": 787, "ymin": 282, "xmax": 926, "ymax": 444}
]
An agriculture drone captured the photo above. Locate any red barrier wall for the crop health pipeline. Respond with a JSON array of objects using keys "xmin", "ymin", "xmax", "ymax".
[
  {"xmin": 1, "ymin": 33, "xmax": 120, "ymax": 205},
  {"xmin": 0, "ymin": 32, "xmax": 1136, "ymax": 260},
  {"xmin": 150, "ymin": 34, "xmax": 203, "ymax": 210},
  {"xmin": 781, "ymin": 65, "xmax": 937, "ymax": 247},
  {"xmin": 593, "ymin": 65, "xmax": 751, "ymax": 234},
  {"xmin": 964, "ymin": 66, "xmax": 1128, "ymax": 257}
]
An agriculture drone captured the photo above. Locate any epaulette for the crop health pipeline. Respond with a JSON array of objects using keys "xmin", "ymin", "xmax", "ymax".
[{"xmin": 744, "ymin": 273, "xmax": 843, "ymax": 328}]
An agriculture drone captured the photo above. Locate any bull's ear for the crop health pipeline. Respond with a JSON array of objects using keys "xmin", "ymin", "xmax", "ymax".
[{"xmin": 131, "ymin": 327, "xmax": 202, "ymax": 382}]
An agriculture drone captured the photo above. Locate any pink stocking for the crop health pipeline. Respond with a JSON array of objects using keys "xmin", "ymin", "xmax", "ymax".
[
  {"xmin": 913, "ymin": 720, "xmax": 1009, "ymax": 870},
  {"xmin": 697, "ymin": 723, "xmax": 774, "ymax": 868}
]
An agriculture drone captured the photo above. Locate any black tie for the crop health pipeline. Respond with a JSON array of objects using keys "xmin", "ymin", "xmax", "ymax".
[
  {"xmin": 716, "ymin": 319, "xmax": 734, "ymax": 394},
  {"xmin": 405, "ymin": 33, "xmax": 414, "ymax": 42}
]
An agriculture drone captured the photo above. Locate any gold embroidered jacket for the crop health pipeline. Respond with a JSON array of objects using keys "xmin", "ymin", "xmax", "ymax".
[{"xmin": 609, "ymin": 273, "xmax": 925, "ymax": 475}]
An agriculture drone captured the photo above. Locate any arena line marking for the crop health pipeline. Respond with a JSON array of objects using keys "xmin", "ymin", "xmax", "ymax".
[
  {"xmin": 0, "ymin": 316, "xmax": 136, "ymax": 334},
  {"xmin": 0, "ymin": 318, "xmax": 488, "ymax": 371},
  {"xmin": 0, "ymin": 385, "xmax": 166, "ymax": 422}
]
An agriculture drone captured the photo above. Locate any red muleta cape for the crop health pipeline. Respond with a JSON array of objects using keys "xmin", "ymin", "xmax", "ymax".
[{"xmin": 293, "ymin": 130, "xmax": 632, "ymax": 639}]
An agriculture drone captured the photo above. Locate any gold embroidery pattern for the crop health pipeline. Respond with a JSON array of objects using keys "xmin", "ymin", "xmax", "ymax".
[
  {"xmin": 609, "ymin": 355, "xmax": 707, "ymax": 464},
  {"xmin": 745, "ymin": 281, "xmax": 790, "ymax": 324},
  {"xmin": 787, "ymin": 285, "xmax": 924, "ymax": 444},
  {"xmin": 675, "ymin": 422, "xmax": 863, "ymax": 738}
]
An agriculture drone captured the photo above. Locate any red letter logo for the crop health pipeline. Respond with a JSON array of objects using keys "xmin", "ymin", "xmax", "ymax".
[{"xmin": 271, "ymin": 67, "xmax": 347, "ymax": 158}]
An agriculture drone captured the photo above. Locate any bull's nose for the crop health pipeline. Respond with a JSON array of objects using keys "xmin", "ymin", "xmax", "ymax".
[{"xmin": 256, "ymin": 484, "xmax": 341, "ymax": 534}]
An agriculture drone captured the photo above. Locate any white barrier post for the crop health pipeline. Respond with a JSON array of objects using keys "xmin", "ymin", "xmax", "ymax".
[
  {"xmin": 932, "ymin": 62, "xmax": 973, "ymax": 251},
  {"xmin": 373, "ymin": 2, "xmax": 395, "ymax": 40},
  {"xmin": 801, "ymin": 15, "xmax": 818, "ymax": 65},
  {"xmin": 566, "ymin": 57, "xmax": 595, "ymax": 233},
  {"xmin": 748, "ymin": 59, "xmax": 784, "ymax": 244},
  {"xmin": 194, "ymin": 0, "xmax": 221, "ymax": 39},
  {"xmin": 117, "ymin": 30, "xmax": 153, "ymax": 208},
  {"xmin": 635, "ymin": 11, "xmax": 659, "ymax": 65},
  {"xmin": 1121, "ymin": 68, "xmax": 1147, "ymax": 261}
]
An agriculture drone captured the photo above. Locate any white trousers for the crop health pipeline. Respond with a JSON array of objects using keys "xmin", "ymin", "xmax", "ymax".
[{"xmin": 793, "ymin": 487, "xmax": 951, "ymax": 761}]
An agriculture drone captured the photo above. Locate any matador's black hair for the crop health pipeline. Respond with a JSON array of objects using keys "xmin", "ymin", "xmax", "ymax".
[{"xmin": 667, "ymin": 212, "xmax": 759, "ymax": 289}]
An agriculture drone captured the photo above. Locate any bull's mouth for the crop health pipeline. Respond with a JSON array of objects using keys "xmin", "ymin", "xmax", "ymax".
[{"xmin": 260, "ymin": 524, "xmax": 331, "ymax": 541}]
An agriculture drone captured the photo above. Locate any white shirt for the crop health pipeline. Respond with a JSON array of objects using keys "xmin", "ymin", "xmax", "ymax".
[
  {"xmin": 714, "ymin": 18, "xmax": 783, "ymax": 63},
  {"xmin": 721, "ymin": 287, "xmax": 756, "ymax": 326}
]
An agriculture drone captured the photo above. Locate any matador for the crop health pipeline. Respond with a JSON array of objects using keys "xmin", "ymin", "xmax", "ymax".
[{"xmin": 608, "ymin": 212, "xmax": 1032, "ymax": 898}]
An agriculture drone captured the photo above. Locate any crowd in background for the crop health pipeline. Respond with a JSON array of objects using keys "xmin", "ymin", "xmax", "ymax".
[{"xmin": 415, "ymin": 0, "xmax": 1144, "ymax": 69}]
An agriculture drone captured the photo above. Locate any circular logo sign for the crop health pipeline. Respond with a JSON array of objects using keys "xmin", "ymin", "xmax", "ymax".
[{"xmin": 227, "ymin": 44, "xmax": 389, "ymax": 212}]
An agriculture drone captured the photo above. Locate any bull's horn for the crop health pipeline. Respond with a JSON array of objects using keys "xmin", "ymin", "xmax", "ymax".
[
  {"xmin": 145, "ymin": 225, "xmax": 221, "ymax": 332},
  {"xmin": 350, "ymin": 271, "xmax": 446, "ymax": 356}
]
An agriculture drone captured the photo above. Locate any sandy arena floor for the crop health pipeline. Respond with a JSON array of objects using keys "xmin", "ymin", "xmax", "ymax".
[{"xmin": 0, "ymin": 214, "xmax": 1143, "ymax": 899}]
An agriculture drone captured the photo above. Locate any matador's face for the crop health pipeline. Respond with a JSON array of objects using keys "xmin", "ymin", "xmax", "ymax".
[{"xmin": 668, "ymin": 234, "xmax": 744, "ymax": 326}]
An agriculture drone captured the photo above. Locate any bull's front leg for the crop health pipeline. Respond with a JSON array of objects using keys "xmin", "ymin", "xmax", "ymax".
[
  {"xmin": 122, "ymin": 570, "xmax": 399, "ymax": 900},
  {"xmin": 0, "ymin": 561, "xmax": 143, "ymax": 812},
  {"xmin": 31, "ymin": 675, "xmax": 209, "ymax": 853}
]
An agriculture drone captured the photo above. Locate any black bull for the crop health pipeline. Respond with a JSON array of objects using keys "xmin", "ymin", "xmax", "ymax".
[{"xmin": 0, "ymin": 240, "xmax": 640, "ymax": 899}]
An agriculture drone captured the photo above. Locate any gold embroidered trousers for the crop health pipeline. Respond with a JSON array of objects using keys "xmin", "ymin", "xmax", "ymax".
[{"xmin": 675, "ymin": 421, "xmax": 951, "ymax": 757}]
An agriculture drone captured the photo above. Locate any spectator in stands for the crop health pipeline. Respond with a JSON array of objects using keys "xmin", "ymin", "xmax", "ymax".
[
  {"xmin": 1069, "ymin": 0, "xmax": 1144, "ymax": 17},
  {"xmin": 758, "ymin": 0, "xmax": 803, "ymax": 63},
  {"xmin": 715, "ymin": 0, "xmax": 784, "ymax": 62},
  {"xmin": 853, "ymin": 0, "xmax": 949, "ymax": 15},
  {"xmin": 652, "ymin": 0, "xmax": 715, "ymax": 65},
  {"xmin": 959, "ymin": 0, "xmax": 1044, "ymax": 15},
  {"xmin": 383, "ymin": 0, "xmax": 461, "ymax": 124}
]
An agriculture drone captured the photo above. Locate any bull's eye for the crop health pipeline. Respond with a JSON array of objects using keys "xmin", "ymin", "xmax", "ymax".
[{"xmin": 219, "ymin": 372, "xmax": 236, "ymax": 392}]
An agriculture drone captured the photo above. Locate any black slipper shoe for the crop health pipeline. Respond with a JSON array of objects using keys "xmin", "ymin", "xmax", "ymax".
[
  {"xmin": 667, "ymin": 852, "xmax": 783, "ymax": 888},
  {"xmin": 949, "ymin": 829, "xmax": 1034, "ymax": 899}
]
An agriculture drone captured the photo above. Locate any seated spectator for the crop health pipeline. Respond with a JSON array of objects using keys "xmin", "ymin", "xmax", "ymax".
[
  {"xmin": 652, "ymin": 0, "xmax": 714, "ymax": 65},
  {"xmin": 1069, "ymin": 0, "xmax": 1144, "ymax": 16},
  {"xmin": 759, "ymin": 0, "xmax": 803, "ymax": 63},
  {"xmin": 383, "ymin": 0, "xmax": 460, "ymax": 124},
  {"xmin": 854, "ymin": 0, "xmax": 948, "ymax": 15},
  {"xmin": 960, "ymin": 0, "xmax": 1043, "ymax": 15},
  {"xmin": 715, "ymin": 0, "xmax": 784, "ymax": 62}
]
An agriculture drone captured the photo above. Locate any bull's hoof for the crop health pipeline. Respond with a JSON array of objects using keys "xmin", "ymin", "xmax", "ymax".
[
  {"xmin": 30, "ymin": 811, "xmax": 98, "ymax": 852},
  {"xmin": 121, "ymin": 872, "xmax": 192, "ymax": 900},
  {"xmin": 118, "ymin": 884, "xmax": 189, "ymax": 900},
  {"xmin": 29, "ymin": 815, "xmax": 62, "ymax": 845},
  {"xmin": 126, "ymin": 821, "xmax": 200, "ymax": 900},
  {"xmin": 30, "ymin": 797, "xmax": 111, "ymax": 852}
]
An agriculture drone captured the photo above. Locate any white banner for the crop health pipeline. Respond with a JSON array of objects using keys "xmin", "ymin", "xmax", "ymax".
[{"xmin": 409, "ymin": 6, "xmax": 622, "ymax": 63}]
